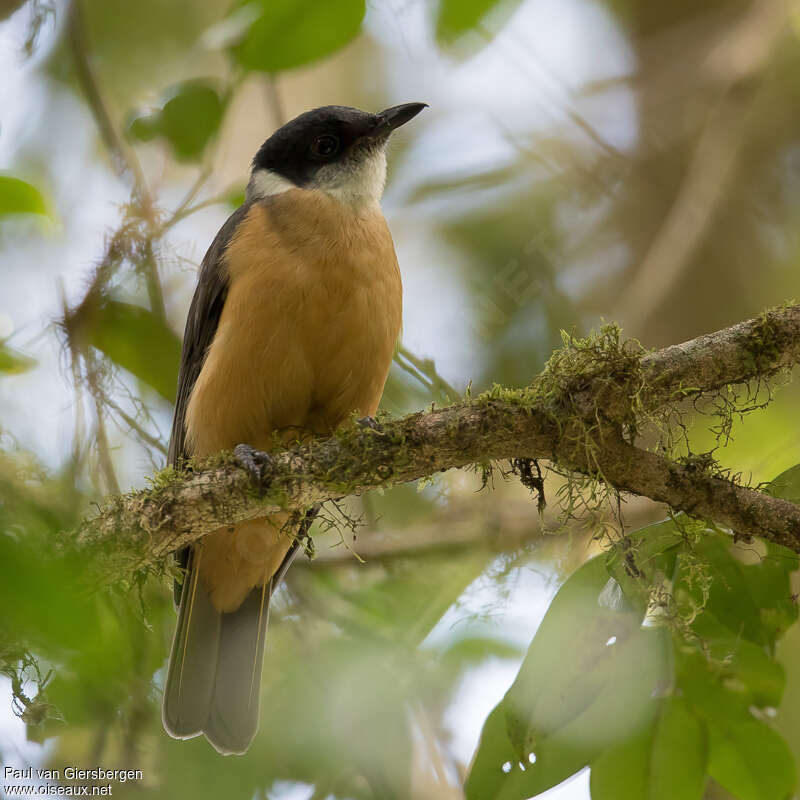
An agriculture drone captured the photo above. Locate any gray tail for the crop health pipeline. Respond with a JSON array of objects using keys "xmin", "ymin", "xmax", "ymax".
[
  {"xmin": 162, "ymin": 551, "xmax": 272, "ymax": 756},
  {"xmin": 162, "ymin": 507, "xmax": 317, "ymax": 754}
]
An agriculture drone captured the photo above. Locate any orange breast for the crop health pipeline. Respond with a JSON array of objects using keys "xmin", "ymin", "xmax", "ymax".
[
  {"xmin": 185, "ymin": 189, "xmax": 403, "ymax": 611},
  {"xmin": 185, "ymin": 188, "xmax": 402, "ymax": 455}
]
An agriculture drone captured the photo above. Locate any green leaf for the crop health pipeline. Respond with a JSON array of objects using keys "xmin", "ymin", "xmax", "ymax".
[
  {"xmin": 679, "ymin": 648, "xmax": 757, "ymax": 729},
  {"xmin": 707, "ymin": 717, "xmax": 796, "ymax": 800},
  {"xmin": 590, "ymin": 697, "xmax": 707, "ymax": 800},
  {"xmin": 737, "ymin": 465, "xmax": 800, "ymax": 641},
  {"xmin": 466, "ymin": 627, "xmax": 667, "ymax": 800},
  {"xmin": 677, "ymin": 646, "xmax": 794, "ymax": 799},
  {"xmin": 86, "ymin": 301, "xmax": 180, "ymax": 402},
  {"xmin": 709, "ymin": 636, "xmax": 785, "ymax": 708},
  {"xmin": 436, "ymin": 0, "xmax": 500, "ymax": 41},
  {"xmin": 468, "ymin": 478, "xmax": 800, "ymax": 800},
  {"xmin": 0, "ymin": 535, "xmax": 90, "ymax": 649},
  {"xmin": 0, "ymin": 175, "xmax": 47, "ymax": 217},
  {"xmin": 687, "ymin": 536, "xmax": 763, "ymax": 638},
  {"xmin": 467, "ymin": 702, "xmax": 596, "ymax": 800},
  {"xmin": 466, "ymin": 557, "xmax": 669, "ymax": 799},
  {"xmin": 229, "ymin": 0, "xmax": 365, "ymax": 73},
  {"xmin": 671, "ymin": 528, "xmax": 798, "ymax": 650},
  {"xmin": 129, "ymin": 81, "xmax": 224, "ymax": 161},
  {"xmin": 503, "ymin": 558, "xmax": 629, "ymax": 749},
  {"xmin": 738, "ymin": 540, "xmax": 799, "ymax": 645},
  {"xmin": 765, "ymin": 463, "xmax": 800, "ymax": 503},
  {"xmin": 648, "ymin": 698, "xmax": 707, "ymax": 800},
  {"xmin": 605, "ymin": 515, "xmax": 688, "ymax": 611},
  {"xmin": 0, "ymin": 343, "xmax": 36, "ymax": 374},
  {"xmin": 590, "ymin": 726, "xmax": 653, "ymax": 800},
  {"xmin": 435, "ymin": 0, "xmax": 523, "ymax": 45}
]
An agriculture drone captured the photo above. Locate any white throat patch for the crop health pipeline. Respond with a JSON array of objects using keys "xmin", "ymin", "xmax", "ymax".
[
  {"xmin": 247, "ymin": 170, "xmax": 296, "ymax": 201},
  {"xmin": 312, "ymin": 147, "xmax": 387, "ymax": 209},
  {"xmin": 247, "ymin": 147, "xmax": 388, "ymax": 209}
]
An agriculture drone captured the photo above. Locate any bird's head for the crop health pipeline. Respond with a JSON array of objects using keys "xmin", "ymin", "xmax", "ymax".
[{"xmin": 247, "ymin": 102, "xmax": 427, "ymax": 208}]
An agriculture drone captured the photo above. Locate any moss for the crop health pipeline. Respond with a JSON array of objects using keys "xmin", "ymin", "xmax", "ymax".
[
  {"xmin": 472, "ymin": 318, "xmax": 786, "ymax": 544},
  {"xmin": 465, "ymin": 326, "xmax": 650, "ymax": 539},
  {"xmin": 184, "ymin": 449, "xmax": 239, "ymax": 472},
  {"xmin": 678, "ymin": 451, "xmax": 723, "ymax": 476},
  {"xmin": 314, "ymin": 416, "xmax": 414, "ymax": 492},
  {"xmin": 477, "ymin": 381, "xmax": 537, "ymax": 408},
  {"xmin": 510, "ymin": 457, "xmax": 546, "ymax": 512},
  {"xmin": 0, "ymin": 645, "xmax": 57, "ymax": 729},
  {"xmin": 474, "ymin": 324, "xmax": 646, "ymax": 425},
  {"xmin": 75, "ymin": 308, "xmax": 795, "ymax": 584},
  {"xmin": 144, "ymin": 464, "xmax": 181, "ymax": 491},
  {"xmin": 747, "ymin": 306, "xmax": 789, "ymax": 375}
]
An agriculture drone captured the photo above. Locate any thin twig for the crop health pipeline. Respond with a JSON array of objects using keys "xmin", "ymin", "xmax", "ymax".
[
  {"xmin": 166, "ymin": 166, "xmax": 213, "ymax": 226},
  {"xmin": 67, "ymin": 0, "xmax": 149, "ymax": 199},
  {"xmin": 84, "ymin": 352, "xmax": 120, "ymax": 495},
  {"xmin": 104, "ymin": 394, "xmax": 167, "ymax": 456},
  {"xmin": 140, "ymin": 239, "xmax": 166, "ymax": 321},
  {"xmin": 159, "ymin": 186, "xmax": 240, "ymax": 232},
  {"xmin": 395, "ymin": 344, "xmax": 460, "ymax": 403}
]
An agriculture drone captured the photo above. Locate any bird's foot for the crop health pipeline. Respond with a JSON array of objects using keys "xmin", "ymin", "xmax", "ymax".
[
  {"xmin": 234, "ymin": 443, "xmax": 273, "ymax": 492},
  {"xmin": 356, "ymin": 415, "xmax": 382, "ymax": 431}
]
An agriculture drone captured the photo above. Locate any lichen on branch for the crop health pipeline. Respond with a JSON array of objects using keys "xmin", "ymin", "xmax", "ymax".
[{"xmin": 70, "ymin": 303, "xmax": 800, "ymax": 582}]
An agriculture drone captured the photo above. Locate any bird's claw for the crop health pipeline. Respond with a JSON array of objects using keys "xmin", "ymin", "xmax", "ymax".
[
  {"xmin": 234, "ymin": 443, "xmax": 273, "ymax": 492},
  {"xmin": 356, "ymin": 415, "xmax": 382, "ymax": 431}
]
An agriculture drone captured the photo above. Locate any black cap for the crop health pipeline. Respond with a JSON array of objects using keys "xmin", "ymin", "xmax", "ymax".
[{"xmin": 252, "ymin": 103, "xmax": 427, "ymax": 187}]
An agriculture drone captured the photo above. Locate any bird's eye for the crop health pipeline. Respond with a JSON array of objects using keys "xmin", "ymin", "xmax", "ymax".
[{"xmin": 310, "ymin": 135, "xmax": 339, "ymax": 158}]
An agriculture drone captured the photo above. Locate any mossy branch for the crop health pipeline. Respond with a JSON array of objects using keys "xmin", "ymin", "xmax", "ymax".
[{"xmin": 71, "ymin": 304, "xmax": 800, "ymax": 581}]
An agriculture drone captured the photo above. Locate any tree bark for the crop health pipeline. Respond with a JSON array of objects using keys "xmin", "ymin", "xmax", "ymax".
[{"xmin": 71, "ymin": 304, "xmax": 800, "ymax": 582}]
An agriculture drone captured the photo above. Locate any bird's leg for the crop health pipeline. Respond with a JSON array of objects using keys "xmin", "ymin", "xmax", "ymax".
[{"xmin": 233, "ymin": 443, "xmax": 274, "ymax": 493}]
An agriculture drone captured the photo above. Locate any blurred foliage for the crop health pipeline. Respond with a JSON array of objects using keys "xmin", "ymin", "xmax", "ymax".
[
  {"xmin": 128, "ymin": 81, "xmax": 225, "ymax": 162},
  {"xmin": 0, "ymin": 448, "xmax": 165, "ymax": 754},
  {"xmin": 435, "ymin": 0, "xmax": 522, "ymax": 44},
  {"xmin": 229, "ymin": 0, "xmax": 366, "ymax": 73},
  {"xmin": 468, "ymin": 462, "xmax": 800, "ymax": 799},
  {"xmin": 0, "ymin": 0, "xmax": 799, "ymax": 798},
  {"xmin": 0, "ymin": 0, "xmax": 27, "ymax": 20},
  {"xmin": 170, "ymin": 550, "xmax": 501, "ymax": 799},
  {"xmin": 0, "ymin": 175, "xmax": 47, "ymax": 217},
  {"xmin": 81, "ymin": 300, "xmax": 182, "ymax": 402},
  {"xmin": 0, "ymin": 342, "xmax": 35, "ymax": 374},
  {"xmin": 48, "ymin": 0, "xmax": 224, "ymax": 108},
  {"xmin": 442, "ymin": 190, "xmax": 575, "ymax": 383}
]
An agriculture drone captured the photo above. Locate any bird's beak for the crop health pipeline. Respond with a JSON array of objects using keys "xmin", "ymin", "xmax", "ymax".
[{"xmin": 369, "ymin": 102, "xmax": 428, "ymax": 140}]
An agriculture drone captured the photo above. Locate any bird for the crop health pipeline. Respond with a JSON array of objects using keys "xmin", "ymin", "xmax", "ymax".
[{"xmin": 161, "ymin": 102, "xmax": 427, "ymax": 755}]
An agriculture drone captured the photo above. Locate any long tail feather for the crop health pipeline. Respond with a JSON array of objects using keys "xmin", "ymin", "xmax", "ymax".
[
  {"xmin": 162, "ymin": 507, "xmax": 319, "ymax": 754},
  {"xmin": 162, "ymin": 550, "xmax": 221, "ymax": 739},
  {"xmin": 204, "ymin": 580, "xmax": 272, "ymax": 754}
]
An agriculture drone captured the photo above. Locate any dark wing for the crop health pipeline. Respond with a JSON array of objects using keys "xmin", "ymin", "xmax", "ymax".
[
  {"xmin": 168, "ymin": 201, "xmax": 252, "ymax": 467},
  {"xmin": 169, "ymin": 201, "xmax": 252, "ymax": 605}
]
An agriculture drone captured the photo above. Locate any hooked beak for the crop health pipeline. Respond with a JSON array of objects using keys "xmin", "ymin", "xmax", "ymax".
[{"xmin": 369, "ymin": 102, "xmax": 428, "ymax": 140}]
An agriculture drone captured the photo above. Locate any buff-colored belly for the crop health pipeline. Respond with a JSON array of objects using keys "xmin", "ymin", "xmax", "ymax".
[{"xmin": 185, "ymin": 191, "xmax": 401, "ymax": 611}]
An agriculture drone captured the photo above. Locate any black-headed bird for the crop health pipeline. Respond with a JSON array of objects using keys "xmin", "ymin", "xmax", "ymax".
[{"xmin": 162, "ymin": 102, "xmax": 427, "ymax": 755}]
